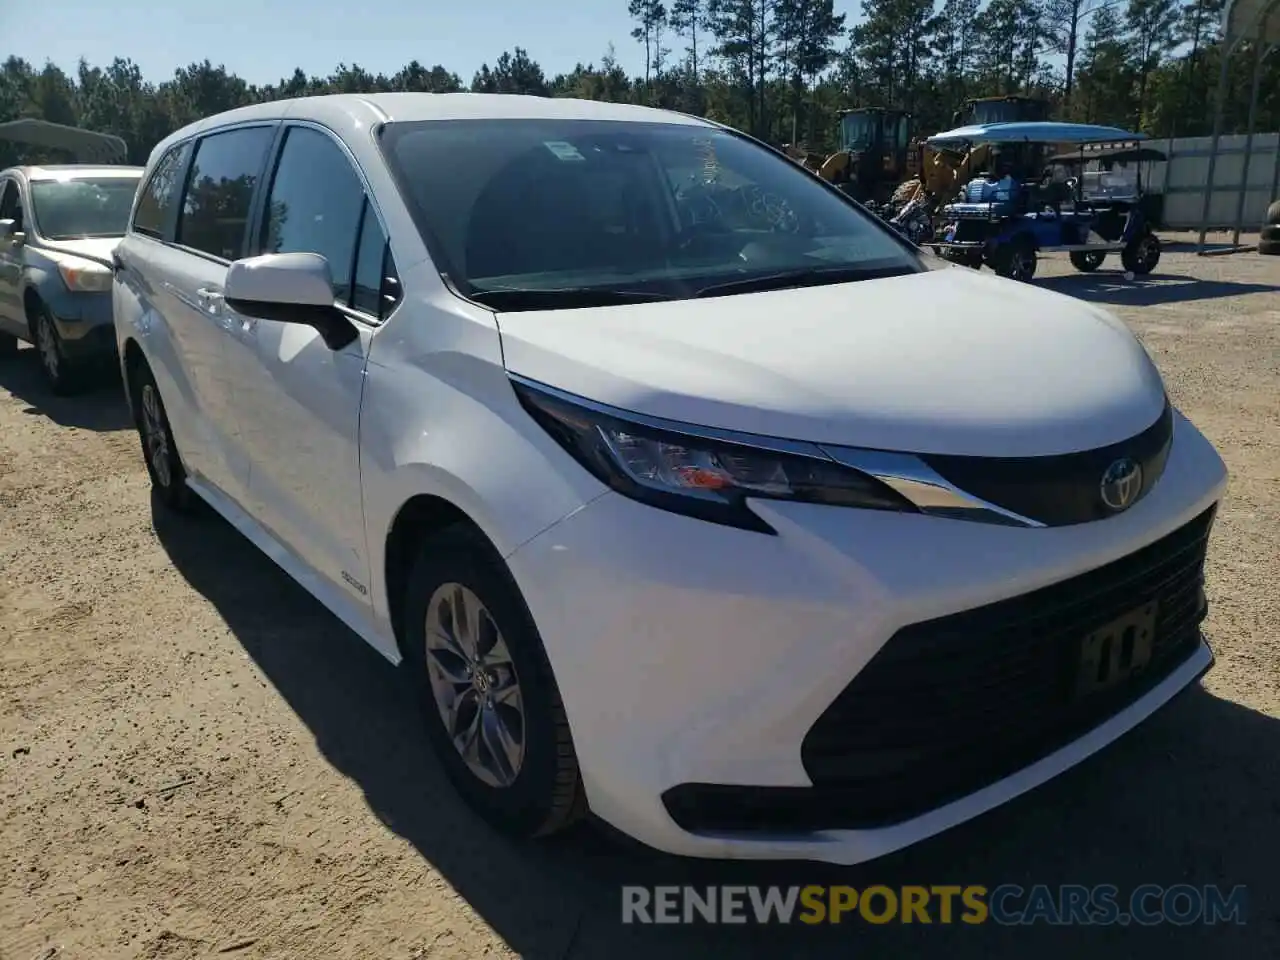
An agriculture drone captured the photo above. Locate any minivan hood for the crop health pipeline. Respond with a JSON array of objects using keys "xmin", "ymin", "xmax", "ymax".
[
  {"xmin": 496, "ymin": 267, "xmax": 1168, "ymax": 458},
  {"xmin": 38, "ymin": 236, "xmax": 121, "ymax": 266}
]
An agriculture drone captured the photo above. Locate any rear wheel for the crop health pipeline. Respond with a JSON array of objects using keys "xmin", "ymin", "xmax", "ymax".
[
  {"xmin": 1069, "ymin": 250, "xmax": 1106, "ymax": 272},
  {"xmin": 130, "ymin": 360, "xmax": 193, "ymax": 512},
  {"xmin": 402, "ymin": 525, "xmax": 585, "ymax": 839},
  {"xmin": 993, "ymin": 236, "xmax": 1037, "ymax": 281},
  {"xmin": 1121, "ymin": 232, "xmax": 1161, "ymax": 275}
]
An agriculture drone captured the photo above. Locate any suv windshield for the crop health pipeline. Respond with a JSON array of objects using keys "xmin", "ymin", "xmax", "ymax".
[
  {"xmin": 379, "ymin": 118, "xmax": 922, "ymax": 309},
  {"xmin": 30, "ymin": 177, "xmax": 140, "ymax": 241}
]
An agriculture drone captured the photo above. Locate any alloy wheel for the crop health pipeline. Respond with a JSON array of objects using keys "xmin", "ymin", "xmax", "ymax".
[
  {"xmin": 36, "ymin": 314, "xmax": 59, "ymax": 380},
  {"xmin": 140, "ymin": 384, "xmax": 172, "ymax": 488},
  {"xmin": 424, "ymin": 582, "xmax": 526, "ymax": 788}
]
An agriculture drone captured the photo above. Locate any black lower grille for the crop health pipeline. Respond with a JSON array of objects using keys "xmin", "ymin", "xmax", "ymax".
[{"xmin": 662, "ymin": 506, "xmax": 1215, "ymax": 835}]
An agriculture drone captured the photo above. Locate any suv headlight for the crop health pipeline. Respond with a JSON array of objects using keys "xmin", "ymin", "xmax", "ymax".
[
  {"xmin": 512, "ymin": 378, "xmax": 917, "ymax": 533},
  {"xmin": 58, "ymin": 259, "xmax": 113, "ymax": 293}
]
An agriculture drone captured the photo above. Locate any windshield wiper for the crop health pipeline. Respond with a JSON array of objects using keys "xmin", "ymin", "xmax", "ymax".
[
  {"xmin": 692, "ymin": 264, "xmax": 916, "ymax": 298},
  {"xmin": 467, "ymin": 287, "xmax": 673, "ymax": 311}
]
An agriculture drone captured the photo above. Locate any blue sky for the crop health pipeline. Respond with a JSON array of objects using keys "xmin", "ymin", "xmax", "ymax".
[{"xmin": 19, "ymin": 0, "xmax": 865, "ymax": 88}]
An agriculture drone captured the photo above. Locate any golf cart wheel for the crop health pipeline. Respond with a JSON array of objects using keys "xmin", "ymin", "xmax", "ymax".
[
  {"xmin": 1069, "ymin": 250, "xmax": 1106, "ymax": 272},
  {"xmin": 1121, "ymin": 232, "xmax": 1161, "ymax": 275},
  {"xmin": 402, "ymin": 525, "xmax": 586, "ymax": 840},
  {"xmin": 993, "ymin": 237, "xmax": 1037, "ymax": 282}
]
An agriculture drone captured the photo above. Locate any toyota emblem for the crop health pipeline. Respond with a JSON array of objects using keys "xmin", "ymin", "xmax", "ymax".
[{"xmin": 1100, "ymin": 457, "xmax": 1143, "ymax": 512}]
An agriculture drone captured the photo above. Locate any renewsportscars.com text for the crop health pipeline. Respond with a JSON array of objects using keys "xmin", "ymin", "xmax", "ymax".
[{"xmin": 621, "ymin": 884, "xmax": 1248, "ymax": 926}]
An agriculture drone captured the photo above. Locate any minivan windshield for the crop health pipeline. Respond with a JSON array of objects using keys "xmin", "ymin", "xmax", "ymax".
[
  {"xmin": 379, "ymin": 118, "xmax": 923, "ymax": 310},
  {"xmin": 30, "ymin": 176, "xmax": 141, "ymax": 241}
]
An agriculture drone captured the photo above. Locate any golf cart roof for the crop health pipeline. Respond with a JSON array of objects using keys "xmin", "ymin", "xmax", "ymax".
[
  {"xmin": 1047, "ymin": 144, "xmax": 1167, "ymax": 165},
  {"xmin": 927, "ymin": 121, "xmax": 1147, "ymax": 148}
]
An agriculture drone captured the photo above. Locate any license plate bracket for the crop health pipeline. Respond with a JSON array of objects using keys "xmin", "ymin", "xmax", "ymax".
[{"xmin": 1074, "ymin": 601, "xmax": 1158, "ymax": 699}]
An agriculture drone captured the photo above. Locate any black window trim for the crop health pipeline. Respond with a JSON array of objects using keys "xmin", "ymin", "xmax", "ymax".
[
  {"xmin": 169, "ymin": 120, "xmax": 282, "ymax": 266},
  {"xmin": 253, "ymin": 119, "xmax": 401, "ymax": 326}
]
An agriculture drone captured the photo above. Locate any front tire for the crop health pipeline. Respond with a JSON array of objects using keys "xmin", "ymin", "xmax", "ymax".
[
  {"xmin": 1069, "ymin": 250, "xmax": 1106, "ymax": 272},
  {"xmin": 993, "ymin": 236, "xmax": 1037, "ymax": 281},
  {"xmin": 32, "ymin": 304, "xmax": 87, "ymax": 395},
  {"xmin": 129, "ymin": 361, "xmax": 193, "ymax": 512},
  {"xmin": 402, "ymin": 526, "xmax": 585, "ymax": 839},
  {"xmin": 1121, "ymin": 232, "xmax": 1161, "ymax": 275}
]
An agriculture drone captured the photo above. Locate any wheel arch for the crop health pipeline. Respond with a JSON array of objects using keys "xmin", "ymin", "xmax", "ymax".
[{"xmin": 382, "ymin": 493, "xmax": 502, "ymax": 659}]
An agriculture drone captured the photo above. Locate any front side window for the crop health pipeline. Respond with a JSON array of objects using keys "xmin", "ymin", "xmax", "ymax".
[
  {"xmin": 29, "ymin": 177, "xmax": 141, "ymax": 241},
  {"xmin": 351, "ymin": 201, "xmax": 396, "ymax": 316},
  {"xmin": 261, "ymin": 126, "xmax": 367, "ymax": 302},
  {"xmin": 176, "ymin": 126, "xmax": 274, "ymax": 260},
  {"xmin": 0, "ymin": 180, "xmax": 22, "ymax": 228},
  {"xmin": 379, "ymin": 118, "xmax": 920, "ymax": 310},
  {"xmin": 133, "ymin": 142, "xmax": 191, "ymax": 239}
]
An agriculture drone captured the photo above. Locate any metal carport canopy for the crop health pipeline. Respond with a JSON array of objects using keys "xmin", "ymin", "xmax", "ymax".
[
  {"xmin": 0, "ymin": 119, "xmax": 128, "ymax": 164},
  {"xmin": 1223, "ymin": 0, "xmax": 1280, "ymax": 41},
  {"xmin": 1197, "ymin": 0, "xmax": 1280, "ymax": 251}
]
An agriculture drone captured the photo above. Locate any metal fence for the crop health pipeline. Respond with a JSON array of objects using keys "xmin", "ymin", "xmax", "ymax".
[{"xmin": 1143, "ymin": 132, "xmax": 1280, "ymax": 229}]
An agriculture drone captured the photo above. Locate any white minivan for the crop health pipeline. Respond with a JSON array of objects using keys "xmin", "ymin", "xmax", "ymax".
[{"xmin": 113, "ymin": 93, "xmax": 1227, "ymax": 865}]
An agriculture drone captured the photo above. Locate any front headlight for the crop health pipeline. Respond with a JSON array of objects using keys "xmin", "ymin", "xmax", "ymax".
[
  {"xmin": 512, "ymin": 379, "xmax": 917, "ymax": 533},
  {"xmin": 58, "ymin": 259, "xmax": 113, "ymax": 293}
]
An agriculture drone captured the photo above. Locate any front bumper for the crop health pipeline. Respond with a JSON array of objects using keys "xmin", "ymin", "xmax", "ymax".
[
  {"xmin": 506, "ymin": 410, "xmax": 1228, "ymax": 863},
  {"xmin": 50, "ymin": 291, "xmax": 116, "ymax": 360}
]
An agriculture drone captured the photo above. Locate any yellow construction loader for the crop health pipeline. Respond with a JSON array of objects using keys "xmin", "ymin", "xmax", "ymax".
[{"xmin": 783, "ymin": 107, "xmax": 915, "ymax": 205}]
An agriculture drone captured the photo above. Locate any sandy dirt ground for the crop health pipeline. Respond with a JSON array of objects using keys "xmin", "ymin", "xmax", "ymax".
[{"xmin": 2, "ymin": 237, "xmax": 1278, "ymax": 960}]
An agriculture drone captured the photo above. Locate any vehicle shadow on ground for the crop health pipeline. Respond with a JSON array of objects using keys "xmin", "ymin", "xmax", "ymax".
[
  {"xmin": 0, "ymin": 344, "xmax": 131, "ymax": 431},
  {"xmin": 1034, "ymin": 273, "xmax": 1279, "ymax": 308},
  {"xmin": 153, "ymin": 501, "xmax": 1280, "ymax": 960}
]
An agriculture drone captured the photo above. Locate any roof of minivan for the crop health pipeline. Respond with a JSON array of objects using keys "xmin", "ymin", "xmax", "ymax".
[{"xmin": 150, "ymin": 93, "xmax": 716, "ymax": 161}]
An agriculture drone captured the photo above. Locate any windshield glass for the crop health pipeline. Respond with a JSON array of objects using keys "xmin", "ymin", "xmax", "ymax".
[
  {"xmin": 379, "ymin": 118, "xmax": 921, "ymax": 307},
  {"xmin": 839, "ymin": 114, "xmax": 878, "ymax": 152},
  {"xmin": 29, "ymin": 177, "xmax": 140, "ymax": 240}
]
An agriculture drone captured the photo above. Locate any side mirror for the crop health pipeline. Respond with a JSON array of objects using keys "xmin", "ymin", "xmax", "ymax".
[
  {"xmin": 223, "ymin": 252, "xmax": 357, "ymax": 351},
  {"xmin": 0, "ymin": 218, "xmax": 24, "ymax": 244}
]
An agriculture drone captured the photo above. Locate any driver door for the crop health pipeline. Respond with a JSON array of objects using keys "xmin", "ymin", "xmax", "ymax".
[
  {"xmin": 225, "ymin": 123, "xmax": 401, "ymax": 611},
  {"xmin": 0, "ymin": 178, "xmax": 26, "ymax": 335}
]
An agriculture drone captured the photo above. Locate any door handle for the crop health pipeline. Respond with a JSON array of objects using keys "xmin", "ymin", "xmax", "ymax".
[{"xmin": 196, "ymin": 287, "xmax": 223, "ymax": 303}]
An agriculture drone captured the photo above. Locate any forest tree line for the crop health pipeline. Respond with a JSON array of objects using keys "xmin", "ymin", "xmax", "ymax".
[{"xmin": 2, "ymin": 0, "xmax": 1276, "ymax": 168}]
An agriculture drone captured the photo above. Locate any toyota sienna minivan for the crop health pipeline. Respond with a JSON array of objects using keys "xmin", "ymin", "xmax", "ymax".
[{"xmin": 112, "ymin": 93, "xmax": 1227, "ymax": 863}]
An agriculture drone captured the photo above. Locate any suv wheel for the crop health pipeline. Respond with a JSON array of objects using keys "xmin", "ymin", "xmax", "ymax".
[
  {"xmin": 402, "ymin": 526, "xmax": 585, "ymax": 838},
  {"xmin": 33, "ymin": 305, "xmax": 86, "ymax": 395},
  {"xmin": 130, "ymin": 361, "xmax": 193, "ymax": 512}
]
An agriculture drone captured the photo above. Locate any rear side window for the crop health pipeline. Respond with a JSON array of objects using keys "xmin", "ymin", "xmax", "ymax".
[
  {"xmin": 177, "ymin": 126, "xmax": 274, "ymax": 260},
  {"xmin": 261, "ymin": 126, "xmax": 365, "ymax": 301},
  {"xmin": 132, "ymin": 141, "xmax": 191, "ymax": 239}
]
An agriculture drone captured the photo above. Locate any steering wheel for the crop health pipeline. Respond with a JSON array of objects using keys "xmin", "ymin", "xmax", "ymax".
[{"xmin": 738, "ymin": 183, "xmax": 801, "ymax": 234}]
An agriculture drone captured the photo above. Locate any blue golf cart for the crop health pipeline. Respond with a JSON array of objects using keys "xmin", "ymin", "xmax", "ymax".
[{"xmin": 925, "ymin": 121, "xmax": 1163, "ymax": 282}]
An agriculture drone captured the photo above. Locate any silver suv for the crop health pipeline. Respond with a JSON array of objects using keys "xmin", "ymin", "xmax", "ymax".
[{"xmin": 0, "ymin": 164, "xmax": 143, "ymax": 393}]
